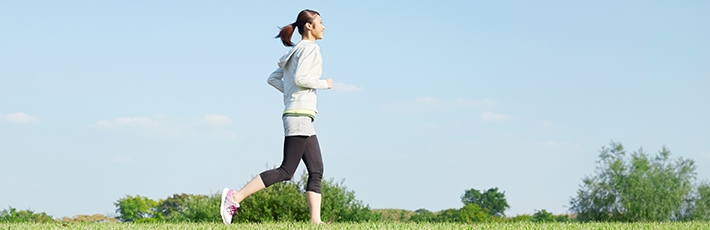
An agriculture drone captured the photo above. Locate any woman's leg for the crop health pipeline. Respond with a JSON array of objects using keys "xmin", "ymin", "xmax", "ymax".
[
  {"xmin": 233, "ymin": 136, "xmax": 309, "ymax": 203},
  {"xmin": 231, "ymin": 174, "xmax": 265, "ymax": 204},
  {"xmin": 306, "ymin": 191, "xmax": 322, "ymax": 223},
  {"xmin": 302, "ymin": 135, "xmax": 324, "ymax": 223}
]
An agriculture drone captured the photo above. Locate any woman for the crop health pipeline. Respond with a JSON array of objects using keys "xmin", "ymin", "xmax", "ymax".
[{"xmin": 220, "ymin": 9, "xmax": 332, "ymax": 225}]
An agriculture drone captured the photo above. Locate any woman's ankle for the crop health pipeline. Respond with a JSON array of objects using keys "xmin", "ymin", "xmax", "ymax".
[{"xmin": 231, "ymin": 192, "xmax": 242, "ymax": 204}]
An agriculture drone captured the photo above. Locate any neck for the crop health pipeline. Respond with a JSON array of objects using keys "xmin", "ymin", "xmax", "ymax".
[{"xmin": 301, "ymin": 32, "xmax": 316, "ymax": 42}]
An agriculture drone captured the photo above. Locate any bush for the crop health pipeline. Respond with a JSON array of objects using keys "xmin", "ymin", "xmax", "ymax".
[
  {"xmin": 112, "ymin": 172, "xmax": 376, "ymax": 223},
  {"xmin": 233, "ymin": 170, "xmax": 378, "ymax": 223},
  {"xmin": 438, "ymin": 204, "xmax": 492, "ymax": 223},
  {"xmin": 321, "ymin": 178, "xmax": 381, "ymax": 222},
  {"xmin": 531, "ymin": 209, "xmax": 554, "ymax": 223},
  {"xmin": 409, "ymin": 209, "xmax": 436, "ymax": 223},
  {"xmin": 233, "ymin": 178, "xmax": 309, "ymax": 222},
  {"xmin": 0, "ymin": 207, "xmax": 53, "ymax": 223},
  {"xmin": 409, "ymin": 204, "xmax": 493, "ymax": 223},
  {"xmin": 506, "ymin": 214, "xmax": 531, "ymax": 222},
  {"xmin": 58, "ymin": 214, "xmax": 117, "ymax": 223},
  {"xmin": 374, "ymin": 209, "xmax": 415, "ymax": 222}
]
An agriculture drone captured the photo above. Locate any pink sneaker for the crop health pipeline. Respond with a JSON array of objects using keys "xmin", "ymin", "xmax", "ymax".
[{"xmin": 220, "ymin": 188, "xmax": 240, "ymax": 224}]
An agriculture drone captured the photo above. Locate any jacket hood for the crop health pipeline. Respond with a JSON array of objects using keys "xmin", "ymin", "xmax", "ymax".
[
  {"xmin": 277, "ymin": 48, "xmax": 296, "ymax": 68},
  {"xmin": 277, "ymin": 40, "xmax": 313, "ymax": 68}
]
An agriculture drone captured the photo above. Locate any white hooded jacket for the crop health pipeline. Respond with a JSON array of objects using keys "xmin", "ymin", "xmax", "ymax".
[{"xmin": 267, "ymin": 40, "xmax": 329, "ymax": 115}]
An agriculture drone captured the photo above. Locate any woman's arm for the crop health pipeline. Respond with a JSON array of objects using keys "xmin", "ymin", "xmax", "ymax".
[
  {"xmin": 267, "ymin": 68, "xmax": 285, "ymax": 93},
  {"xmin": 294, "ymin": 46, "xmax": 329, "ymax": 89}
]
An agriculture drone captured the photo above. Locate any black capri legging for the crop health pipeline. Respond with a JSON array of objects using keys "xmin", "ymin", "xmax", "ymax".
[{"xmin": 260, "ymin": 135, "xmax": 324, "ymax": 193}]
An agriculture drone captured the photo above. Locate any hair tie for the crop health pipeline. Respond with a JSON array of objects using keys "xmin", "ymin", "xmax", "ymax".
[{"xmin": 292, "ymin": 22, "xmax": 298, "ymax": 28}]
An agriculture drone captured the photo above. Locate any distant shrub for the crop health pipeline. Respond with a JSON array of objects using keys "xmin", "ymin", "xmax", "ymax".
[
  {"xmin": 409, "ymin": 204, "xmax": 494, "ymax": 223},
  {"xmin": 531, "ymin": 209, "xmax": 555, "ymax": 222},
  {"xmin": 506, "ymin": 214, "xmax": 532, "ymax": 222},
  {"xmin": 374, "ymin": 209, "xmax": 415, "ymax": 222},
  {"xmin": 58, "ymin": 214, "xmax": 117, "ymax": 223},
  {"xmin": 409, "ymin": 209, "xmax": 436, "ymax": 223},
  {"xmin": 504, "ymin": 210, "xmax": 571, "ymax": 223},
  {"xmin": 0, "ymin": 207, "xmax": 53, "ymax": 223},
  {"xmin": 437, "ymin": 204, "xmax": 492, "ymax": 223}
]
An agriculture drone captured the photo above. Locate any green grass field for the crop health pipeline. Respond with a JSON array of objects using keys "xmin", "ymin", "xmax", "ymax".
[{"xmin": 3, "ymin": 222, "xmax": 710, "ymax": 230}]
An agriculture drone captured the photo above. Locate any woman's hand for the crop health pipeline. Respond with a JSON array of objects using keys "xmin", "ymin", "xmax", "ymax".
[{"xmin": 326, "ymin": 79, "xmax": 333, "ymax": 89}]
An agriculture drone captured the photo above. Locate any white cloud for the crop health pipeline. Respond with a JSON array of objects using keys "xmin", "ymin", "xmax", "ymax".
[
  {"xmin": 332, "ymin": 82, "xmax": 363, "ymax": 92},
  {"xmin": 2, "ymin": 112, "xmax": 39, "ymax": 125},
  {"xmin": 481, "ymin": 111, "xmax": 515, "ymax": 122},
  {"xmin": 384, "ymin": 97, "xmax": 496, "ymax": 112},
  {"xmin": 93, "ymin": 114, "xmax": 236, "ymax": 139},
  {"xmin": 95, "ymin": 116, "xmax": 157, "ymax": 128},
  {"xmin": 203, "ymin": 114, "xmax": 233, "ymax": 127}
]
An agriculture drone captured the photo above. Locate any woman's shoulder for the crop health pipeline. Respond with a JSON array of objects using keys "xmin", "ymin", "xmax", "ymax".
[
  {"xmin": 295, "ymin": 40, "xmax": 320, "ymax": 51},
  {"xmin": 291, "ymin": 41, "xmax": 320, "ymax": 59}
]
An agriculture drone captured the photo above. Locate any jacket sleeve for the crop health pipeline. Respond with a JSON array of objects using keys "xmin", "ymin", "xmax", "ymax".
[
  {"xmin": 294, "ymin": 45, "xmax": 329, "ymax": 89},
  {"xmin": 267, "ymin": 68, "xmax": 285, "ymax": 93}
]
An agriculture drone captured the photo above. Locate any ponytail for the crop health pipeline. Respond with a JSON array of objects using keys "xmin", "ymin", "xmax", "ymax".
[
  {"xmin": 275, "ymin": 9, "xmax": 320, "ymax": 47},
  {"xmin": 276, "ymin": 23, "xmax": 297, "ymax": 47}
]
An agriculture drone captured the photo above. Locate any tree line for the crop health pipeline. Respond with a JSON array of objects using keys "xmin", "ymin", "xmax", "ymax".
[{"xmin": 4, "ymin": 142, "xmax": 710, "ymax": 223}]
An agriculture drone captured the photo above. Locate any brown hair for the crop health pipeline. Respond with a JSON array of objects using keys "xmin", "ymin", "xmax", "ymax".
[{"xmin": 275, "ymin": 9, "xmax": 320, "ymax": 47}]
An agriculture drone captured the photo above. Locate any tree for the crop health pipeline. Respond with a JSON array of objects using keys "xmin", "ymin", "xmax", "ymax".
[
  {"xmin": 114, "ymin": 195, "xmax": 158, "ymax": 222},
  {"xmin": 154, "ymin": 193, "xmax": 190, "ymax": 220},
  {"xmin": 531, "ymin": 209, "xmax": 554, "ymax": 222},
  {"xmin": 677, "ymin": 182, "xmax": 710, "ymax": 221},
  {"xmin": 457, "ymin": 204, "xmax": 492, "ymax": 223},
  {"xmin": 461, "ymin": 187, "xmax": 510, "ymax": 216},
  {"xmin": 409, "ymin": 209, "xmax": 436, "ymax": 223},
  {"xmin": 176, "ymin": 194, "xmax": 220, "ymax": 222},
  {"xmin": 569, "ymin": 142, "xmax": 697, "ymax": 222}
]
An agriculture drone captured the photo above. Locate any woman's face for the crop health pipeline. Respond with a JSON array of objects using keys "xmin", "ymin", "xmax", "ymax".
[{"xmin": 308, "ymin": 15, "xmax": 325, "ymax": 40}]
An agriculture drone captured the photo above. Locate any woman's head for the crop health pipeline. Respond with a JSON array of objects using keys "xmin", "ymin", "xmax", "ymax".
[{"xmin": 276, "ymin": 9, "xmax": 324, "ymax": 47}]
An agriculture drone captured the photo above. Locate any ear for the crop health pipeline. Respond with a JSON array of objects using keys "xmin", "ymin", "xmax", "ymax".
[{"xmin": 305, "ymin": 22, "xmax": 314, "ymax": 30}]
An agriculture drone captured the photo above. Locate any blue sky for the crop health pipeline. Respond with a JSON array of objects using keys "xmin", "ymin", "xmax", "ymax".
[{"xmin": 1, "ymin": 1, "xmax": 709, "ymax": 218}]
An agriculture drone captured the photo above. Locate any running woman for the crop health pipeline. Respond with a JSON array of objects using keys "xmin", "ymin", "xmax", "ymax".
[{"xmin": 220, "ymin": 9, "xmax": 332, "ymax": 225}]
